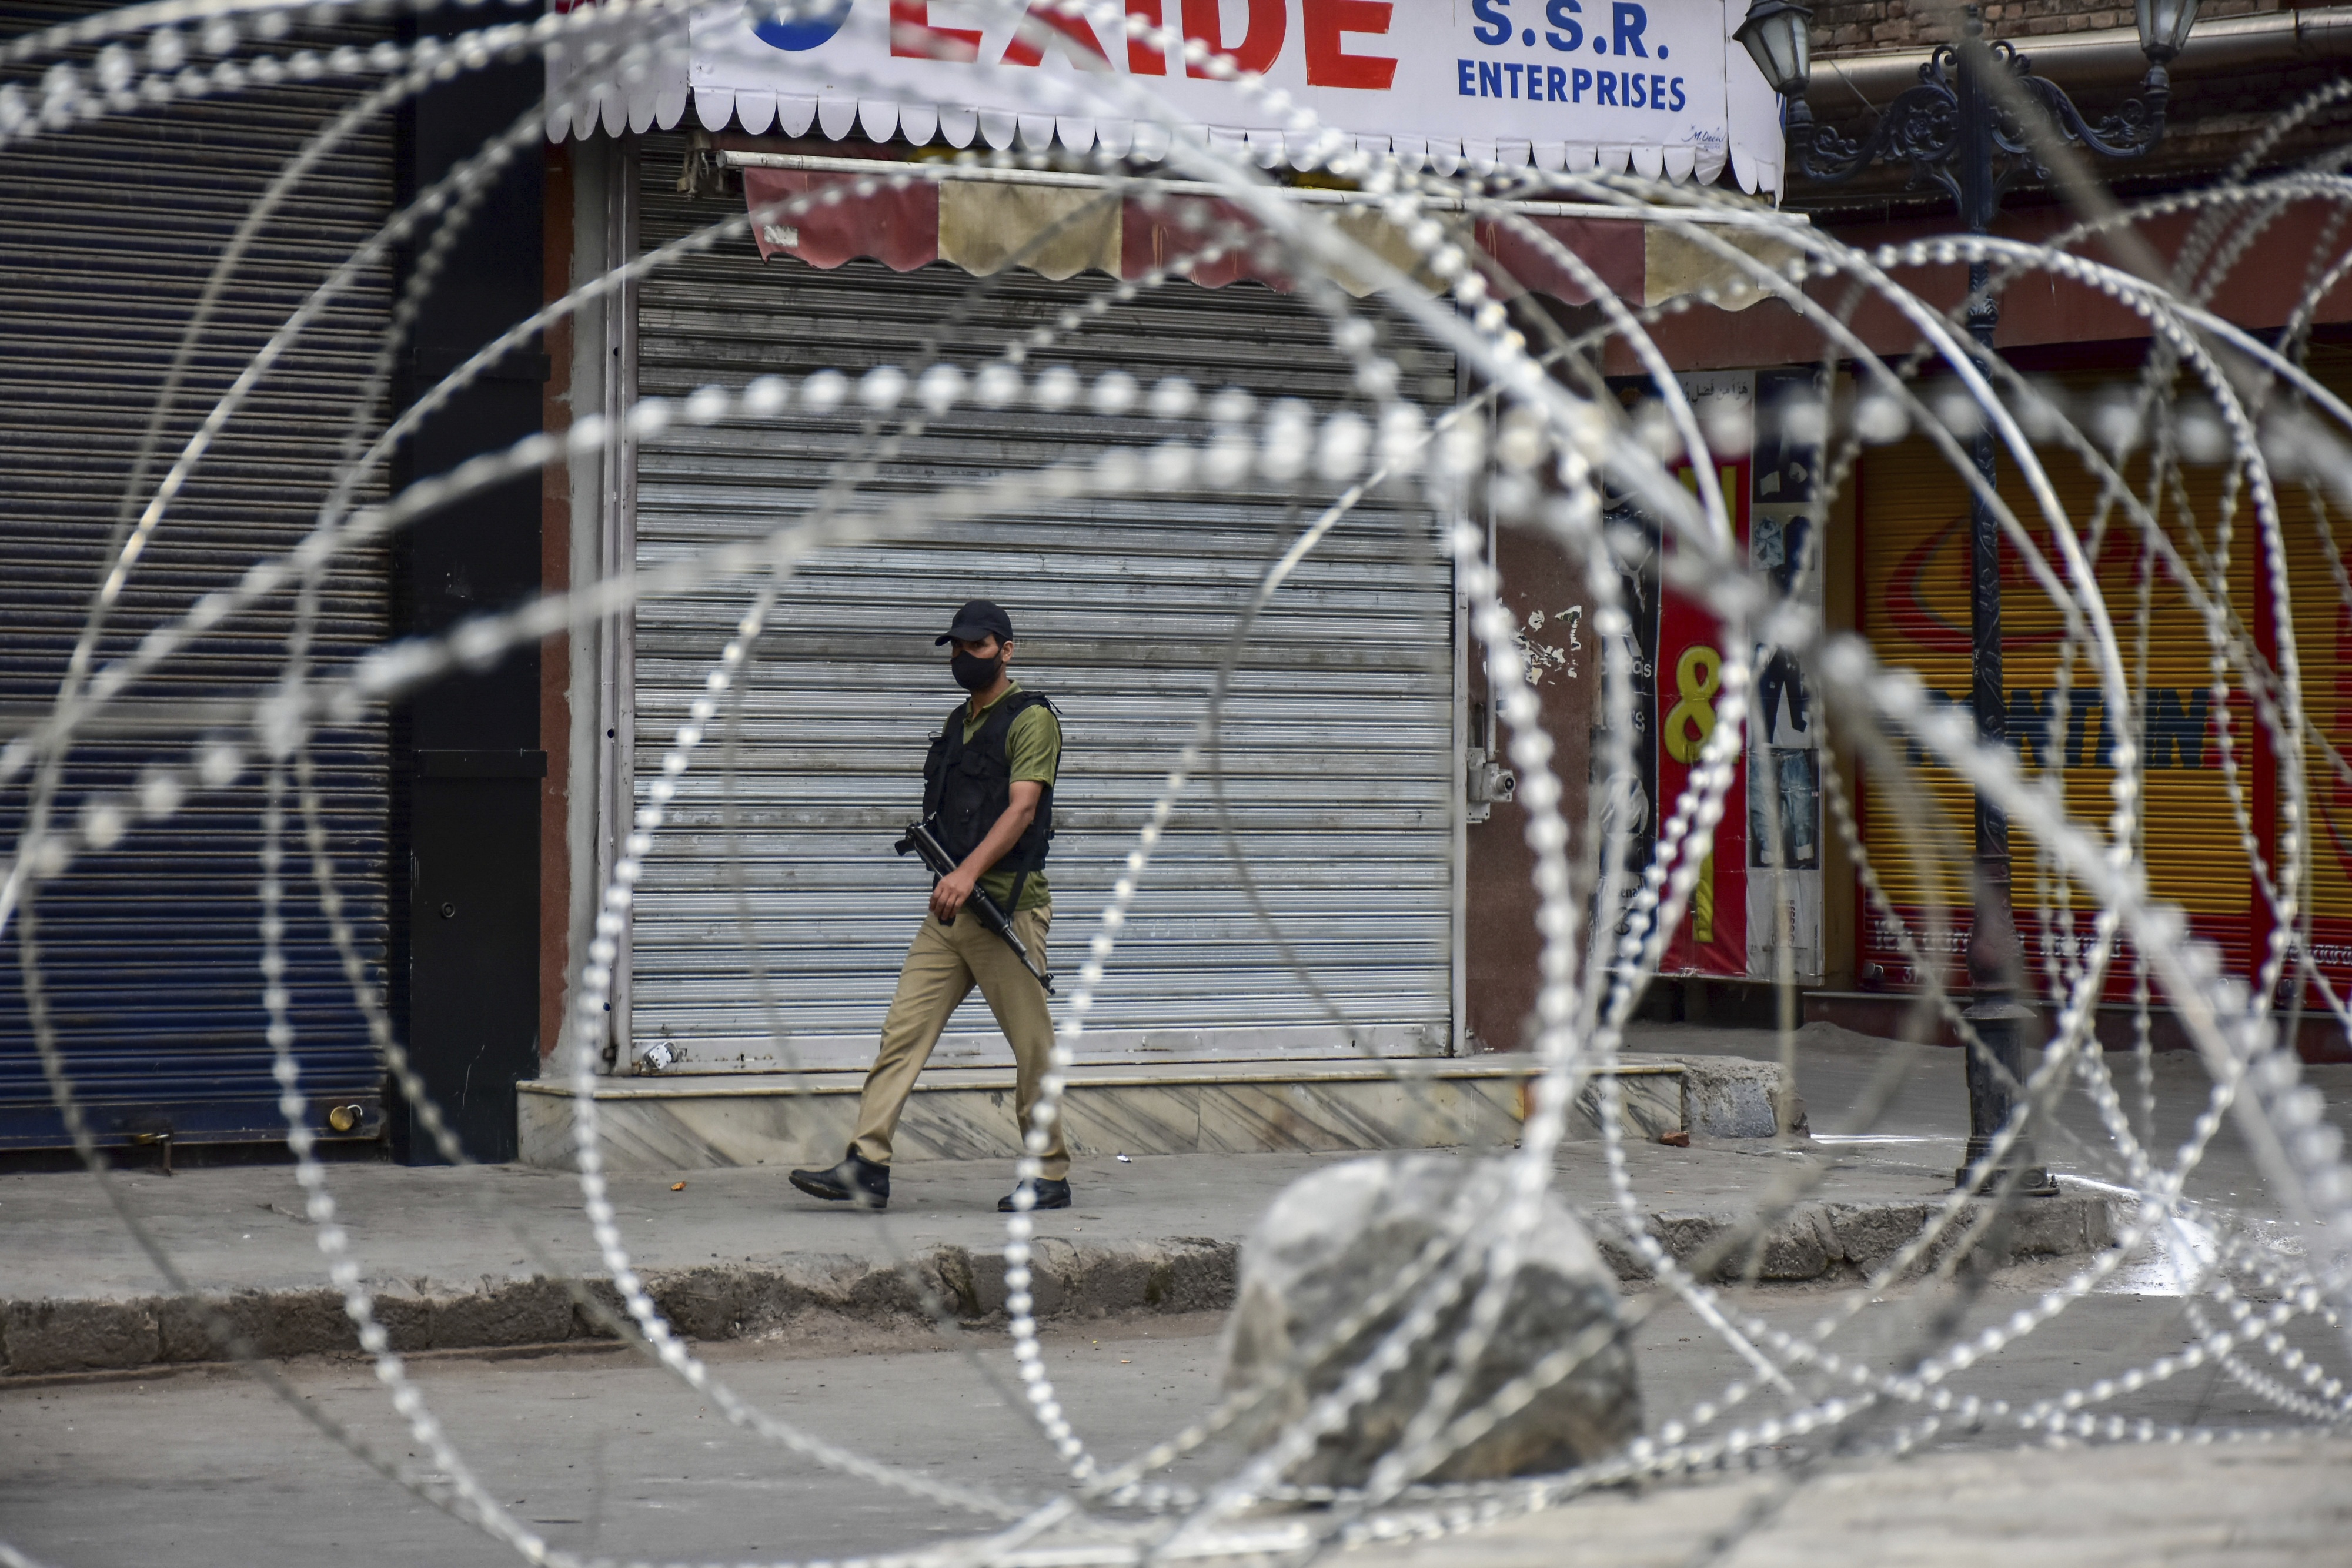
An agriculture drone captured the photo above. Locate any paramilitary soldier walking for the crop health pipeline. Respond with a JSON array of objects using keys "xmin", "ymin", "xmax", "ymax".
[{"xmin": 790, "ymin": 600, "xmax": 1071, "ymax": 1213}]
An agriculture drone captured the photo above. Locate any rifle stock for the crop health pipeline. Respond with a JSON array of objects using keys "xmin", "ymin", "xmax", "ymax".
[{"xmin": 894, "ymin": 820, "xmax": 1054, "ymax": 993}]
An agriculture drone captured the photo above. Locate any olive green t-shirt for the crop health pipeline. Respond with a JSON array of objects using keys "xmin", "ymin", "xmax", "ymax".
[{"xmin": 958, "ymin": 680, "xmax": 1060, "ymax": 911}]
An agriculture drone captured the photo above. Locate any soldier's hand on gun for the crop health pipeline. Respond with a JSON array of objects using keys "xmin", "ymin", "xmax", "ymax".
[{"xmin": 930, "ymin": 865, "xmax": 979, "ymax": 923}]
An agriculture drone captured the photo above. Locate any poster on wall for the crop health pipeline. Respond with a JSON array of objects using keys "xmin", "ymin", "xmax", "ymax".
[
  {"xmin": 1593, "ymin": 491, "xmax": 1660, "ymax": 975},
  {"xmin": 1745, "ymin": 366, "xmax": 1827, "ymax": 982},
  {"xmin": 1654, "ymin": 370, "xmax": 1750, "ymax": 976},
  {"xmin": 1641, "ymin": 368, "xmax": 1826, "ymax": 982}
]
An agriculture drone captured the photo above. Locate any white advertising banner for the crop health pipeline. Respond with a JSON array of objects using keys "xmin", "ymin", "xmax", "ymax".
[
  {"xmin": 550, "ymin": 0, "xmax": 1785, "ymax": 192},
  {"xmin": 1745, "ymin": 366, "xmax": 1828, "ymax": 983}
]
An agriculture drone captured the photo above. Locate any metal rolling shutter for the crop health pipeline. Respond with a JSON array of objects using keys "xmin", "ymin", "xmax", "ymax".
[
  {"xmin": 0, "ymin": 4, "xmax": 395, "ymax": 1146},
  {"xmin": 1857, "ymin": 412, "xmax": 2256, "ymax": 995},
  {"xmin": 2274, "ymin": 355, "xmax": 2352, "ymax": 988},
  {"xmin": 627, "ymin": 140, "xmax": 1459, "ymax": 1069},
  {"xmin": 2283, "ymin": 492, "xmax": 2352, "ymax": 995}
]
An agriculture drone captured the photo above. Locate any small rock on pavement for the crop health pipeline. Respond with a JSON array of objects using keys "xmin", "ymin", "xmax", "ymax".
[{"xmin": 1220, "ymin": 1155, "xmax": 1641, "ymax": 1487}]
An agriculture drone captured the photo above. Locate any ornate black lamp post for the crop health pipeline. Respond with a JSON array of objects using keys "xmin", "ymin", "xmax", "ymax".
[{"xmin": 1735, "ymin": 0, "xmax": 2202, "ymax": 1193}]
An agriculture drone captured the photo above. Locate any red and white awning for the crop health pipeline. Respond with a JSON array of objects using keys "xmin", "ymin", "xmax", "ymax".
[
  {"xmin": 725, "ymin": 150, "xmax": 1803, "ymax": 313},
  {"xmin": 549, "ymin": 1, "xmax": 1786, "ymax": 195}
]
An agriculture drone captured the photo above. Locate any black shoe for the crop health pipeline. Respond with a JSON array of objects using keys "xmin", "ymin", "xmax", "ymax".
[
  {"xmin": 998, "ymin": 1176, "xmax": 1072, "ymax": 1212},
  {"xmin": 790, "ymin": 1153, "xmax": 889, "ymax": 1209}
]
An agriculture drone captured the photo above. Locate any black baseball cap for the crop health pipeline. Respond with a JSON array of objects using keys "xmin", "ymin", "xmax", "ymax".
[{"xmin": 936, "ymin": 599, "xmax": 1015, "ymax": 646}]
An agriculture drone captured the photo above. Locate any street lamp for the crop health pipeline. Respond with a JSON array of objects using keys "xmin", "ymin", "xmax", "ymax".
[
  {"xmin": 1738, "ymin": 0, "xmax": 2201, "ymax": 1194},
  {"xmin": 1733, "ymin": 1, "xmax": 1813, "ymax": 109}
]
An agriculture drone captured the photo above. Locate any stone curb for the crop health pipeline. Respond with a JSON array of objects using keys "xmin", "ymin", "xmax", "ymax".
[
  {"xmin": 1586, "ymin": 1195, "xmax": 2115, "ymax": 1283},
  {"xmin": 0, "ymin": 1198, "xmax": 2110, "ymax": 1377},
  {"xmin": 0, "ymin": 1236, "xmax": 1239, "ymax": 1379}
]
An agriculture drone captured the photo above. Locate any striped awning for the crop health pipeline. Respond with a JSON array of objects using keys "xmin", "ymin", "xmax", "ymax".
[{"xmin": 731, "ymin": 153, "xmax": 1802, "ymax": 312}]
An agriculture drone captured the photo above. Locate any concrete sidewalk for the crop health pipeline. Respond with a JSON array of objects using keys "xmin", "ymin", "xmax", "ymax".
[{"xmin": 1, "ymin": 1133, "xmax": 2112, "ymax": 1378}]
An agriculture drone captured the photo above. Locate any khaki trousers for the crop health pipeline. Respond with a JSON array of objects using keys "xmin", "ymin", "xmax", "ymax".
[{"xmin": 848, "ymin": 904, "xmax": 1067, "ymax": 1180}]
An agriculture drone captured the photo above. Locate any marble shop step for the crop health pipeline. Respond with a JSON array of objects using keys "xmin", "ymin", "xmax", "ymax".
[{"xmin": 516, "ymin": 1053, "xmax": 1793, "ymax": 1173}]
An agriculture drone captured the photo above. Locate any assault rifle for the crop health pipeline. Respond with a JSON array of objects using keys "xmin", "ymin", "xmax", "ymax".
[{"xmin": 894, "ymin": 818, "xmax": 1054, "ymax": 993}]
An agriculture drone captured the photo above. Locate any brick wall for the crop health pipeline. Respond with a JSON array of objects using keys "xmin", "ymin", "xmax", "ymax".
[{"xmin": 1812, "ymin": 0, "xmax": 2275, "ymax": 56}]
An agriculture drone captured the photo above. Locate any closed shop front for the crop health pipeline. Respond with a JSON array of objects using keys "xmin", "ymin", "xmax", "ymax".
[
  {"xmin": 1856, "ymin": 397, "xmax": 2273, "ymax": 999},
  {"xmin": 2274, "ymin": 348, "xmax": 2352, "ymax": 1001},
  {"xmin": 614, "ymin": 135, "xmax": 1463, "ymax": 1069},
  {"xmin": 0, "ymin": 3, "xmax": 395, "ymax": 1146}
]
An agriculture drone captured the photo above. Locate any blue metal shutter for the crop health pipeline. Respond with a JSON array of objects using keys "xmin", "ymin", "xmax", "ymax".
[{"xmin": 0, "ymin": 3, "xmax": 396, "ymax": 1149}]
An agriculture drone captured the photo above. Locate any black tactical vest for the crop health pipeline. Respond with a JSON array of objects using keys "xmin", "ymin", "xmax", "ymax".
[{"xmin": 923, "ymin": 690, "xmax": 1057, "ymax": 875}]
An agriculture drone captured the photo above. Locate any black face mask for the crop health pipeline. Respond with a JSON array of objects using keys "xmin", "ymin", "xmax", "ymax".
[{"xmin": 951, "ymin": 650, "xmax": 1003, "ymax": 692}]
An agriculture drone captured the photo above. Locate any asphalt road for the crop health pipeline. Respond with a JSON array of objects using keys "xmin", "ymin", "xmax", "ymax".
[
  {"xmin": 6, "ymin": 1024, "xmax": 2344, "ymax": 1565},
  {"xmin": 5, "ymin": 1280, "xmax": 2340, "ymax": 1568}
]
